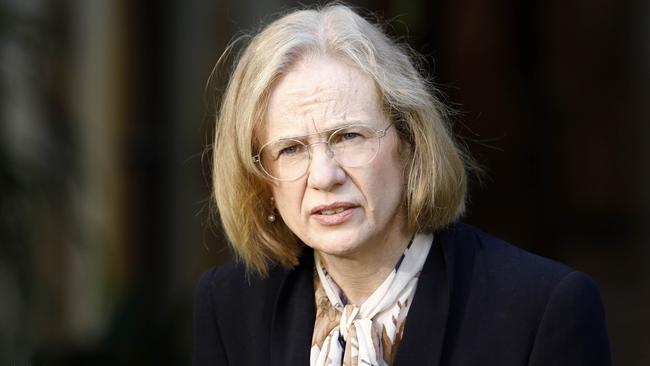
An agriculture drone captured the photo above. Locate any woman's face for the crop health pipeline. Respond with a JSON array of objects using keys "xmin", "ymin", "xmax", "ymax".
[{"xmin": 261, "ymin": 55, "xmax": 408, "ymax": 259}]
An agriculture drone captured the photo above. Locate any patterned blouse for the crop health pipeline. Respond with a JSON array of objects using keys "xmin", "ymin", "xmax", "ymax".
[{"xmin": 310, "ymin": 233, "xmax": 433, "ymax": 366}]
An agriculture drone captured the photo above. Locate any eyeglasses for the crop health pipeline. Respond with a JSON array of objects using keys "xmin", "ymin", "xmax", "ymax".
[{"xmin": 253, "ymin": 123, "xmax": 393, "ymax": 181}]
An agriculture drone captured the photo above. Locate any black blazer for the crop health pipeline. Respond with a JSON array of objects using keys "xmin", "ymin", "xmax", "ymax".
[{"xmin": 193, "ymin": 223, "xmax": 611, "ymax": 365}]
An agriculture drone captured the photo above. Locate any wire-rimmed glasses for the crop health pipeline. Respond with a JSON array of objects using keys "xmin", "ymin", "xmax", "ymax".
[{"xmin": 253, "ymin": 123, "xmax": 393, "ymax": 181}]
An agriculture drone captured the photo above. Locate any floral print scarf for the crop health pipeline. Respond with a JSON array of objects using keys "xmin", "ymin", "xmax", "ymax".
[{"xmin": 310, "ymin": 233, "xmax": 433, "ymax": 366}]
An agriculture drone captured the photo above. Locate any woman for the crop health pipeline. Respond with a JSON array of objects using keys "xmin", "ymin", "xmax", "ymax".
[{"xmin": 194, "ymin": 4, "xmax": 611, "ymax": 366}]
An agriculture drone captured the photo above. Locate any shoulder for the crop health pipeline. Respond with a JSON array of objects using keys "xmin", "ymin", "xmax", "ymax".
[
  {"xmin": 442, "ymin": 223, "xmax": 578, "ymax": 289},
  {"xmin": 433, "ymin": 223, "xmax": 611, "ymax": 365},
  {"xmin": 193, "ymin": 260, "xmax": 298, "ymax": 365},
  {"xmin": 195, "ymin": 260, "xmax": 289, "ymax": 314},
  {"xmin": 436, "ymin": 223, "xmax": 607, "ymax": 329}
]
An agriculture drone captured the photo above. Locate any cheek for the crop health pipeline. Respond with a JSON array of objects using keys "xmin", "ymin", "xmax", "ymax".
[
  {"xmin": 381, "ymin": 137, "xmax": 408, "ymax": 182},
  {"xmin": 272, "ymin": 183, "xmax": 306, "ymax": 221},
  {"xmin": 375, "ymin": 141, "xmax": 408, "ymax": 205},
  {"xmin": 363, "ymin": 153, "xmax": 406, "ymax": 207},
  {"xmin": 389, "ymin": 137, "xmax": 411, "ymax": 195}
]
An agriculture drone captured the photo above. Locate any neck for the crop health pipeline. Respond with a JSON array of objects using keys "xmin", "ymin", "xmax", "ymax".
[{"xmin": 317, "ymin": 225, "xmax": 412, "ymax": 306}]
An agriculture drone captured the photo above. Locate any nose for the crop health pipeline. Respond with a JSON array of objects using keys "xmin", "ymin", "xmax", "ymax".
[{"xmin": 306, "ymin": 142, "xmax": 346, "ymax": 191}]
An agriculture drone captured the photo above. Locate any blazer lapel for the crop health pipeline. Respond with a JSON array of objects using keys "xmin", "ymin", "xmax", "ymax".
[
  {"xmin": 395, "ymin": 223, "xmax": 474, "ymax": 365},
  {"xmin": 270, "ymin": 250, "xmax": 316, "ymax": 366},
  {"xmin": 395, "ymin": 232, "xmax": 450, "ymax": 365}
]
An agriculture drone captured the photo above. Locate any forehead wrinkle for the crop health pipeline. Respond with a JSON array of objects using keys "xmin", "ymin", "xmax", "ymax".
[
  {"xmin": 295, "ymin": 97, "xmax": 357, "ymax": 132},
  {"xmin": 288, "ymin": 88, "xmax": 340, "ymax": 116},
  {"xmin": 264, "ymin": 56, "xmax": 382, "ymax": 144}
]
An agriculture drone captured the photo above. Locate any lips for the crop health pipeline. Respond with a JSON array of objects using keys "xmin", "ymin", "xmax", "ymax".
[
  {"xmin": 319, "ymin": 207, "xmax": 346, "ymax": 215},
  {"xmin": 310, "ymin": 202, "xmax": 356, "ymax": 215},
  {"xmin": 310, "ymin": 202, "xmax": 357, "ymax": 226}
]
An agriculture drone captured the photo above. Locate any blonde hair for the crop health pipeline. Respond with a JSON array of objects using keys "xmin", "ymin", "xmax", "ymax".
[{"xmin": 212, "ymin": 4, "xmax": 469, "ymax": 276}]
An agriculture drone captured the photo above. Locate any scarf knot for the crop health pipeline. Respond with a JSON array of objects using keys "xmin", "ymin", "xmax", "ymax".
[{"xmin": 310, "ymin": 233, "xmax": 433, "ymax": 366}]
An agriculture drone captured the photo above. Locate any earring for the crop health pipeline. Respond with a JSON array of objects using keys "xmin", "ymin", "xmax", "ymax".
[{"xmin": 267, "ymin": 197, "xmax": 276, "ymax": 222}]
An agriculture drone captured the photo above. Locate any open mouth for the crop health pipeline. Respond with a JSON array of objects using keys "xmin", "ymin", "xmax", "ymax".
[
  {"xmin": 319, "ymin": 207, "xmax": 346, "ymax": 215},
  {"xmin": 310, "ymin": 202, "xmax": 357, "ymax": 226}
]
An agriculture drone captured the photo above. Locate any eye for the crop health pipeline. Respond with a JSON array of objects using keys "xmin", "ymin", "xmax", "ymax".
[
  {"xmin": 340, "ymin": 132, "xmax": 361, "ymax": 141},
  {"xmin": 331, "ymin": 126, "xmax": 370, "ymax": 144},
  {"xmin": 279, "ymin": 144, "xmax": 300, "ymax": 155},
  {"xmin": 275, "ymin": 142, "xmax": 306, "ymax": 158}
]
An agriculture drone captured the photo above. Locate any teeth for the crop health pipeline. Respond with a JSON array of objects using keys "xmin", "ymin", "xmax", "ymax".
[{"xmin": 320, "ymin": 207, "xmax": 345, "ymax": 215}]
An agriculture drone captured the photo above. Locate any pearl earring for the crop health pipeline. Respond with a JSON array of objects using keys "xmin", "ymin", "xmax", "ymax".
[{"xmin": 268, "ymin": 197, "xmax": 276, "ymax": 222}]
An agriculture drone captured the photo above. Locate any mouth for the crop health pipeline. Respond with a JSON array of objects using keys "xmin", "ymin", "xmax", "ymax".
[
  {"xmin": 318, "ymin": 207, "xmax": 346, "ymax": 215},
  {"xmin": 310, "ymin": 202, "xmax": 357, "ymax": 226},
  {"xmin": 310, "ymin": 202, "xmax": 356, "ymax": 215}
]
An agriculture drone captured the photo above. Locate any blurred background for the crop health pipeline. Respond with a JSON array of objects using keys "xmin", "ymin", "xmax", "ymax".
[{"xmin": 1, "ymin": 0, "xmax": 648, "ymax": 364}]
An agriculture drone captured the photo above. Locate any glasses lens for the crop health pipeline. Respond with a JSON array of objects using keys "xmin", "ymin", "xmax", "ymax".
[
  {"xmin": 329, "ymin": 125, "xmax": 380, "ymax": 167},
  {"xmin": 259, "ymin": 139, "xmax": 309, "ymax": 180}
]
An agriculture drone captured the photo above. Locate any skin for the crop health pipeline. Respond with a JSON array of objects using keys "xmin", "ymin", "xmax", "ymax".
[{"xmin": 262, "ymin": 54, "xmax": 413, "ymax": 305}]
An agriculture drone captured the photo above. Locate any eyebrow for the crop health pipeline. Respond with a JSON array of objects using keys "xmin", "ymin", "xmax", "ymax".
[{"xmin": 269, "ymin": 120, "xmax": 369, "ymax": 142}]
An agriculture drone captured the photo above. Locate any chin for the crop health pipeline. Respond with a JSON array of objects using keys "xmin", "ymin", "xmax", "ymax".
[
  {"xmin": 312, "ymin": 244, "xmax": 359, "ymax": 258},
  {"xmin": 305, "ymin": 231, "xmax": 369, "ymax": 258}
]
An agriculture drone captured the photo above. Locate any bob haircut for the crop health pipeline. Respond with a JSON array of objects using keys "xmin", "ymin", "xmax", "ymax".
[{"xmin": 212, "ymin": 4, "xmax": 469, "ymax": 276}]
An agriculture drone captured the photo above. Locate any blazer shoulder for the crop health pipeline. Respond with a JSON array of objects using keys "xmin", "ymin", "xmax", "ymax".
[
  {"xmin": 435, "ymin": 223, "xmax": 611, "ymax": 365},
  {"xmin": 443, "ymin": 223, "xmax": 607, "ymax": 316},
  {"xmin": 453, "ymin": 223, "xmax": 576, "ymax": 284},
  {"xmin": 526, "ymin": 269, "xmax": 611, "ymax": 365},
  {"xmin": 196, "ymin": 260, "xmax": 289, "ymax": 305}
]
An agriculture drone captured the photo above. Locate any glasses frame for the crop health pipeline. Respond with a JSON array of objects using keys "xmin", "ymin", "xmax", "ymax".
[{"xmin": 253, "ymin": 123, "xmax": 394, "ymax": 181}]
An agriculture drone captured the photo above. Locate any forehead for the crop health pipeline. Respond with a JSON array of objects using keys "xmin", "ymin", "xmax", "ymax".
[{"xmin": 260, "ymin": 55, "xmax": 385, "ymax": 142}]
